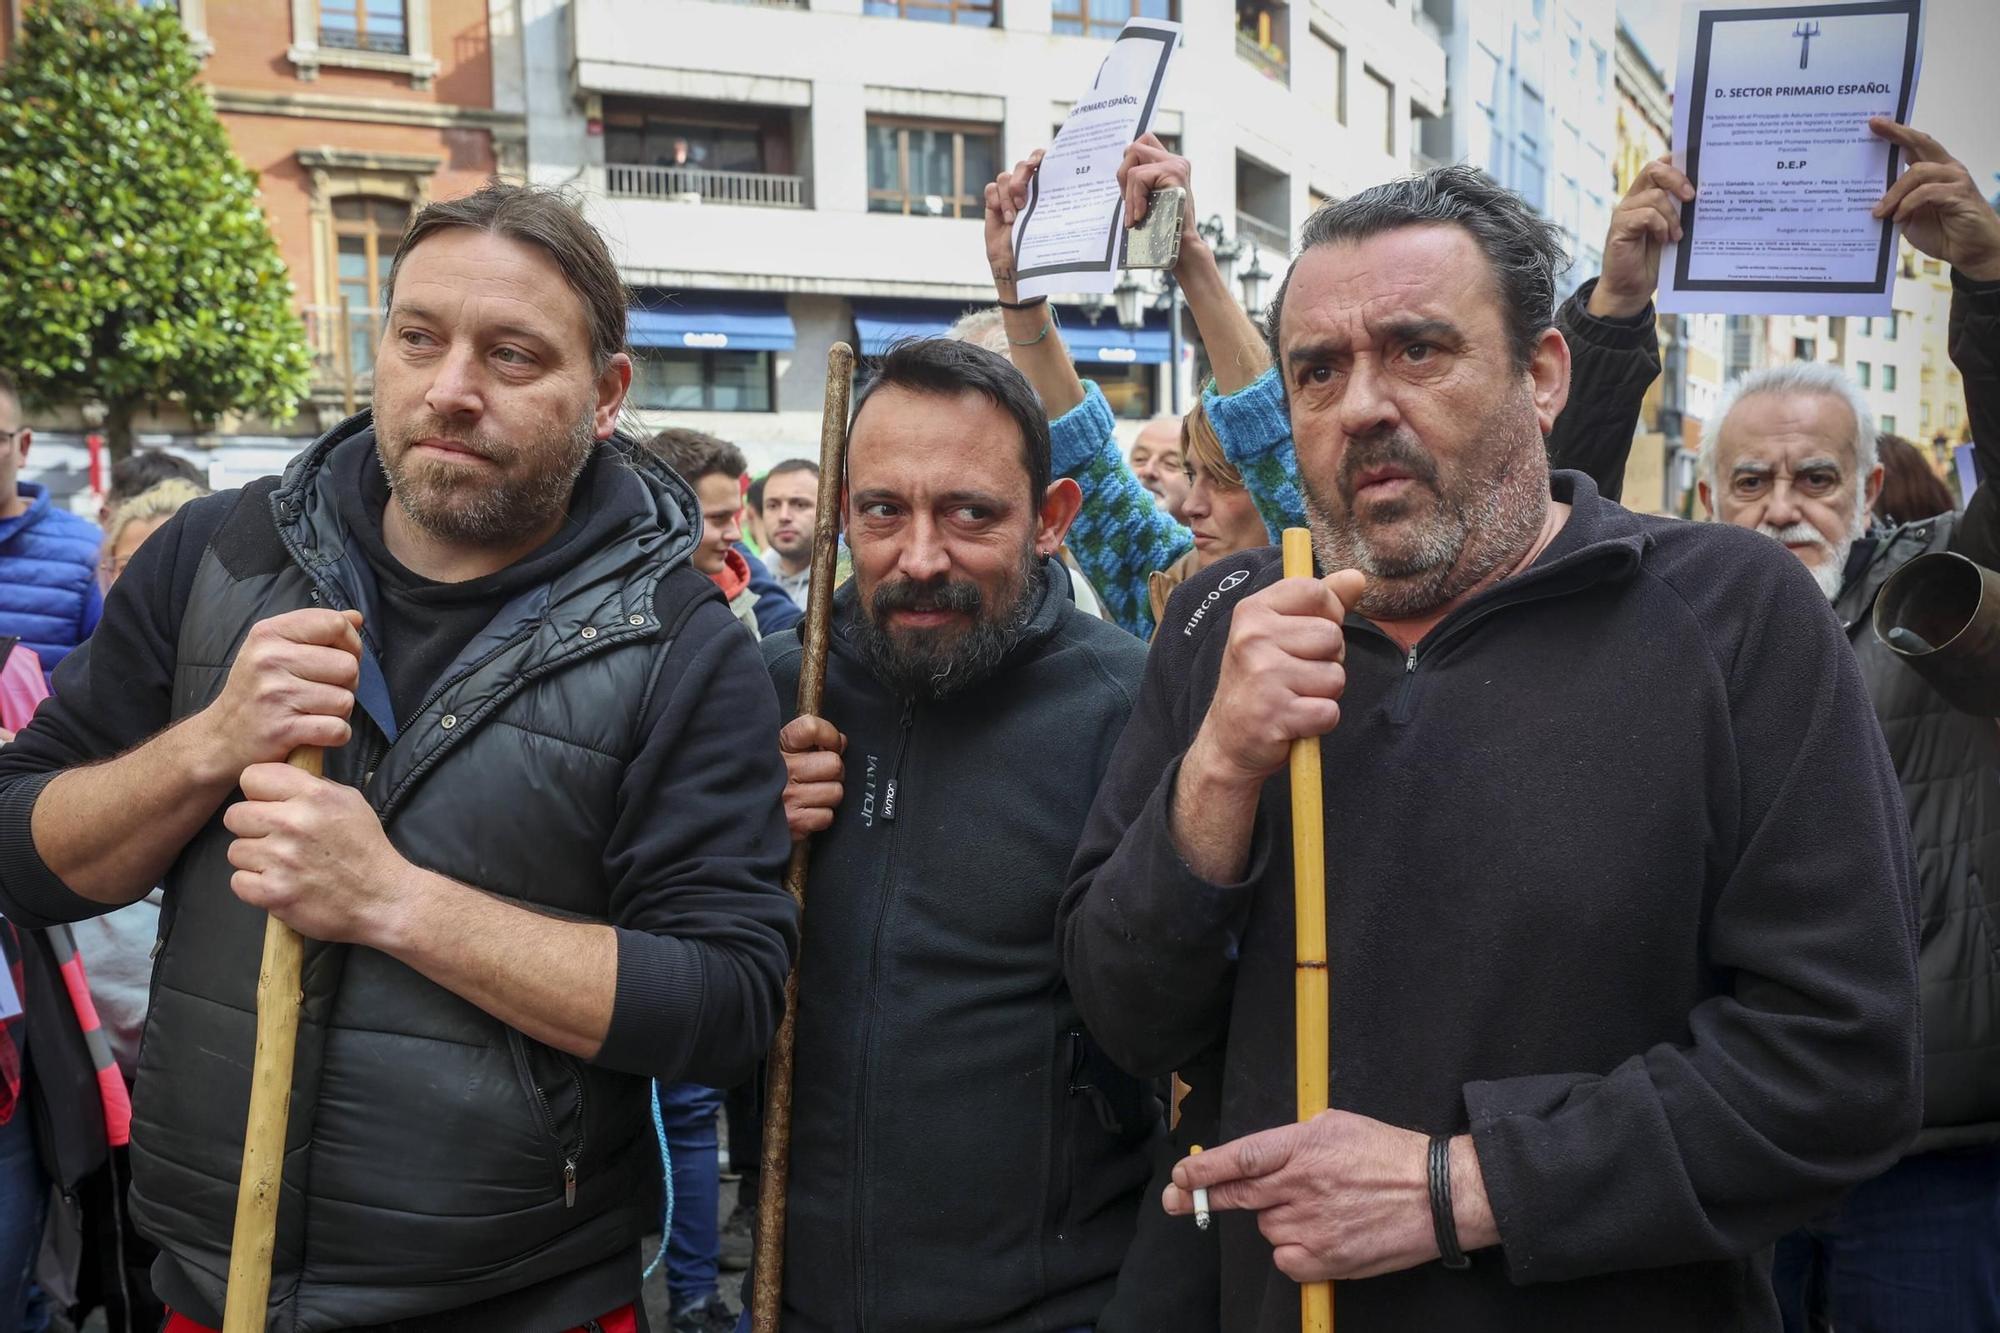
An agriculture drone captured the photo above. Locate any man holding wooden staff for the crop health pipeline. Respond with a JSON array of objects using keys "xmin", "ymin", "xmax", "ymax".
[
  {"xmin": 763, "ymin": 337, "xmax": 1175, "ymax": 1330},
  {"xmin": 1060, "ymin": 165, "xmax": 1924, "ymax": 1332},
  {"xmin": 0, "ymin": 182, "xmax": 797, "ymax": 1331}
]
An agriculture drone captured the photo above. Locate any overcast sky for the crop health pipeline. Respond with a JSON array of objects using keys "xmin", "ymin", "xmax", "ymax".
[{"xmin": 1614, "ymin": 0, "xmax": 2000, "ymax": 195}]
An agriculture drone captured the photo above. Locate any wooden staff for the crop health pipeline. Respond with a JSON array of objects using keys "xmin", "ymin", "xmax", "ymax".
[
  {"xmin": 751, "ymin": 340, "xmax": 856, "ymax": 1333},
  {"xmin": 1282, "ymin": 529, "xmax": 1334, "ymax": 1333},
  {"xmin": 223, "ymin": 744, "xmax": 323, "ymax": 1333}
]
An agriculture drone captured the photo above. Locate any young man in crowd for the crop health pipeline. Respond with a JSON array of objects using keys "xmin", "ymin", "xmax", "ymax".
[
  {"xmin": 0, "ymin": 183, "xmax": 796, "ymax": 1332},
  {"xmin": 758, "ymin": 458, "xmax": 819, "ymax": 606},
  {"xmin": 652, "ymin": 428, "xmax": 763, "ymax": 644},
  {"xmin": 638, "ymin": 425, "xmax": 773, "ymax": 1331},
  {"xmin": 765, "ymin": 338, "xmax": 1173, "ymax": 1329},
  {"xmin": 1062, "ymin": 164, "xmax": 1922, "ymax": 1331}
]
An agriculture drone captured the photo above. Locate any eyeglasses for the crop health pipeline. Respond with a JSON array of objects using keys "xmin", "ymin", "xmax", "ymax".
[
  {"xmin": 98, "ymin": 553, "xmax": 133, "ymax": 579},
  {"xmin": 0, "ymin": 429, "xmax": 22, "ymax": 444}
]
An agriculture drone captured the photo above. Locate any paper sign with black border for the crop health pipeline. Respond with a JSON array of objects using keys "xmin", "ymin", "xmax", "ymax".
[
  {"xmin": 1672, "ymin": 0, "xmax": 1921, "ymax": 301},
  {"xmin": 1013, "ymin": 24, "xmax": 1177, "ymax": 287}
]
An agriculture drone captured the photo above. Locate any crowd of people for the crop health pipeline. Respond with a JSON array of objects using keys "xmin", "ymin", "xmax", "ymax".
[{"xmin": 0, "ymin": 106, "xmax": 1991, "ymax": 1333}]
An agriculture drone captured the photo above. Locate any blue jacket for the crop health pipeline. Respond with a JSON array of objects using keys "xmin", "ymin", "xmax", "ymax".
[{"xmin": 0, "ymin": 483, "xmax": 102, "ymax": 680}]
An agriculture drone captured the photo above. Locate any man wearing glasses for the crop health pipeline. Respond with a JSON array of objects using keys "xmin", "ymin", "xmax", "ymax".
[{"xmin": 0, "ymin": 368, "xmax": 101, "ymax": 687}]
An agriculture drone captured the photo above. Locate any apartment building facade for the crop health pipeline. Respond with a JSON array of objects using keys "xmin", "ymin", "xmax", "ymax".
[
  {"xmin": 512, "ymin": 0, "xmax": 1445, "ymax": 468},
  {"xmin": 3, "ymin": 0, "xmax": 522, "ymax": 494},
  {"xmin": 1420, "ymin": 0, "xmax": 1615, "ymax": 301}
]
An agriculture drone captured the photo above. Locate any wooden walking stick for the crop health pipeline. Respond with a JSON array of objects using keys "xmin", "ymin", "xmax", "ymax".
[
  {"xmin": 751, "ymin": 340, "xmax": 855, "ymax": 1333},
  {"xmin": 223, "ymin": 744, "xmax": 324, "ymax": 1333},
  {"xmin": 1282, "ymin": 528, "xmax": 1334, "ymax": 1333}
]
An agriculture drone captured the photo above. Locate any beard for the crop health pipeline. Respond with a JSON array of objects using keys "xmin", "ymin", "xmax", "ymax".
[
  {"xmin": 376, "ymin": 409, "xmax": 597, "ymax": 547},
  {"xmin": 1757, "ymin": 504, "xmax": 1870, "ymax": 601},
  {"xmin": 851, "ymin": 547, "xmax": 1042, "ymax": 700},
  {"xmin": 1301, "ymin": 388, "xmax": 1550, "ymax": 621}
]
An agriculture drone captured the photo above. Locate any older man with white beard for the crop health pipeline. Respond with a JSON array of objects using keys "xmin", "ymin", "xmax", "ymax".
[
  {"xmin": 1569, "ymin": 115, "xmax": 2000, "ymax": 1333},
  {"xmin": 1060, "ymin": 164, "xmax": 1923, "ymax": 1333},
  {"xmin": 1699, "ymin": 363, "xmax": 1883, "ymax": 601}
]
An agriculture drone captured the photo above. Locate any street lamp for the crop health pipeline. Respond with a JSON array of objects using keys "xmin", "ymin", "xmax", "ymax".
[
  {"xmin": 1196, "ymin": 214, "xmax": 1241, "ymax": 292},
  {"xmin": 1238, "ymin": 244, "xmax": 1273, "ymax": 317},
  {"xmin": 1113, "ymin": 269, "xmax": 1146, "ymax": 331}
]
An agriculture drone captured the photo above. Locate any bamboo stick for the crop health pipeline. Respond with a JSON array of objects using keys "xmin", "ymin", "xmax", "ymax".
[
  {"xmin": 222, "ymin": 745, "xmax": 323, "ymax": 1333},
  {"xmin": 1282, "ymin": 529, "xmax": 1333, "ymax": 1333},
  {"xmin": 751, "ymin": 341, "xmax": 856, "ymax": 1333}
]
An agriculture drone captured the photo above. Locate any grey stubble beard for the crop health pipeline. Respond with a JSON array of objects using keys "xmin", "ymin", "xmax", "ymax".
[{"xmin": 1302, "ymin": 389, "xmax": 1551, "ymax": 622}]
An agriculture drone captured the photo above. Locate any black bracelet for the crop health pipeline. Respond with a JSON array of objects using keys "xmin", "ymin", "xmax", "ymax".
[
  {"xmin": 997, "ymin": 295, "xmax": 1048, "ymax": 310},
  {"xmin": 1429, "ymin": 1135, "xmax": 1471, "ymax": 1270}
]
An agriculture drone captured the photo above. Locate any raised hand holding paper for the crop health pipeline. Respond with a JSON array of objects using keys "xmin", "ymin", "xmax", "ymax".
[
  {"xmin": 1010, "ymin": 17, "xmax": 1179, "ymax": 301},
  {"xmin": 1660, "ymin": 0, "xmax": 1925, "ymax": 316}
]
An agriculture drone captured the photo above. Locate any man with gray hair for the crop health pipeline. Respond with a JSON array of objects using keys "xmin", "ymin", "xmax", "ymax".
[
  {"xmin": 1062, "ymin": 161, "xmax": 1922, "ymax": 1331},
  {"xmin": 1698, "ymin": 361, "xmax": 1883, "ymax": 600},
  {"xmin": 1571, "ymin": 117, "xmax": 2000, "ymax": 1330}
]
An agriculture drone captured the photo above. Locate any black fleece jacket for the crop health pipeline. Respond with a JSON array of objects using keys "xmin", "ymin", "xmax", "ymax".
[
  {"xmin": 1060, "ymin": 472, "xmax": 1923, "ymax": 1333},
  {"xmin": 761, "ymin": 563, "xmax": 1163, "ymax": 1333}
]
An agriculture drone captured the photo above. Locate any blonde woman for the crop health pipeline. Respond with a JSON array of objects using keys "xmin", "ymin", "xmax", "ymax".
[
  {"xmin": 98, "ymin": 479, "xmax": 207, "ymax": 592},
  {"xmin": 1146, "ymin": 402, "xmax": 1273, "ymax": 634}
]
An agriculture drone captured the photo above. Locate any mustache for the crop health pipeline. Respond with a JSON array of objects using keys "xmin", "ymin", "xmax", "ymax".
[
  {"xmin": 391, "ymin": 418, "xmax": 504, "ymax": 463},
  {"xmin": 1339, "ymin": 428, "xmax": 1441, "ymax": 503},
  {"xmin": 1757, "ymin": 520, "xmax": 1832, "ymax": 553},
  {"xmin": 870, "ymin": 575, "xmax": 984, "ymax": 620}
]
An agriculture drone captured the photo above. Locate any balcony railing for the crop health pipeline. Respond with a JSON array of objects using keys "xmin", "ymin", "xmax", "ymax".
[
  {"xmin": 302, "ymin": 305, "xmax": 385, "ymax": 396},
  {"xmin": 1236, "ymin": 210, "xmax": 1289, "ymax": 255},
  {"xmin": 1234, "ymin": 27, "xmax": 1288, "ymax": 82},
  {"xmin": 601, "ymin": 162, "xmax": 809, "ymax": 209},
  {"xmin": 319, "ymin": 26, "xmax": 409, "ymax": 54}
]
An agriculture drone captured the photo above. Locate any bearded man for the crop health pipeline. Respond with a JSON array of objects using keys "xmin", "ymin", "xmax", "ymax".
[
  {"xmin": 764, "ymin": 338, "xmax": 1170, "ymax": 1330},
  {"xmin": 1685, "ymin": 119, "xmax": 2000, "ymax": 1333},
  {"xmin": 1060, "ymin": 166, "xmax": 1922, "ymax": 1332},
  {"xmin": 0, "ymin": 183, "xmax": 797, "ymax": 1330}
]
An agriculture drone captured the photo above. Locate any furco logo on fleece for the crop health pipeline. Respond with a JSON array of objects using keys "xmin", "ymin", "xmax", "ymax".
[{"xmin": 1184, "ymin": 568, "xmax": 1252, "ymax": 637}]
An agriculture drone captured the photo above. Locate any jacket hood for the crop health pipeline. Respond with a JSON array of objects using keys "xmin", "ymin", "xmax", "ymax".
[
  {"xmin": 0, "ymin": 481, "xmax": 53, "ymax": 540},
  {"xmin": 270, "ymin": 409, "xmax": 702, "ymax": 611},
  {"xmin": 712, "ymin": 544, "xmax": 754, "ymax": 602},
  {"xmin": 265, "ymin": 410, "xmax": 705, "ymax": 758}
]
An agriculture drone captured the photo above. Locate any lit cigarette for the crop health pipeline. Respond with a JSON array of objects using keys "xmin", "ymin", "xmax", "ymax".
[{"xmin": 1190, "ymin": 1144, "xmax": 1211, "ymax": 1231}]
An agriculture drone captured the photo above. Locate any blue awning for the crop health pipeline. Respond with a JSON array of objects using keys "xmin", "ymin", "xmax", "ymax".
[
  {"xmin": 629, "ymin": 293, "xmax": 796, "ymax": 352},
  {"xmin": 854, "ymin": 299, "xmax": 1173, "ymax": 364},
  {"xmin": 852, "ymin": 301, "xmax": 966, "ymax": 355},
  {"xmin": 1058, "ymin": 309, "xmax": 1172, "ymax": 366}
]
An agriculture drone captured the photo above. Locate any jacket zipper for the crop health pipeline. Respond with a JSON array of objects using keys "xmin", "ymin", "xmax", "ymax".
[
  {"xmin": 852, "ymin": 698, "xmax": 916, "ymax": 1324},
  {"xmin": 1371, "ymin": 583, "xmax": 1580, "ymax": 724},
  {"xmin": 880, "ymin": 699, "xmax": 914, "ymax": 822},
  {"xmin": 524, "ymin": 1054, "xmax": 589, "ymax": 1208},
  {"xmin": 563, "ymin": 1055, "xmax": 587, "ymax": 1208},
  {"xmin": 1391, "ymin": 644, "xmax": 1420, "ymax": 722}
]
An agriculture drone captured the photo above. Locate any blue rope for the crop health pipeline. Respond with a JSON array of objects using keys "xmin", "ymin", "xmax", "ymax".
[{"xmin": 644, "ymin": 1079, "xmax": 674, "ymax": 1280}]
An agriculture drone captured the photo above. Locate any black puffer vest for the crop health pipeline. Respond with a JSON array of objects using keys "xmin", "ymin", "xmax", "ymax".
[
  {"xmin": 1839, "ymin": 514, "xmax": 2000, "ymax": 1151},
  {"xmin": 127, "ymin": 414, "xmax": 717, "ymax": 1330}
]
